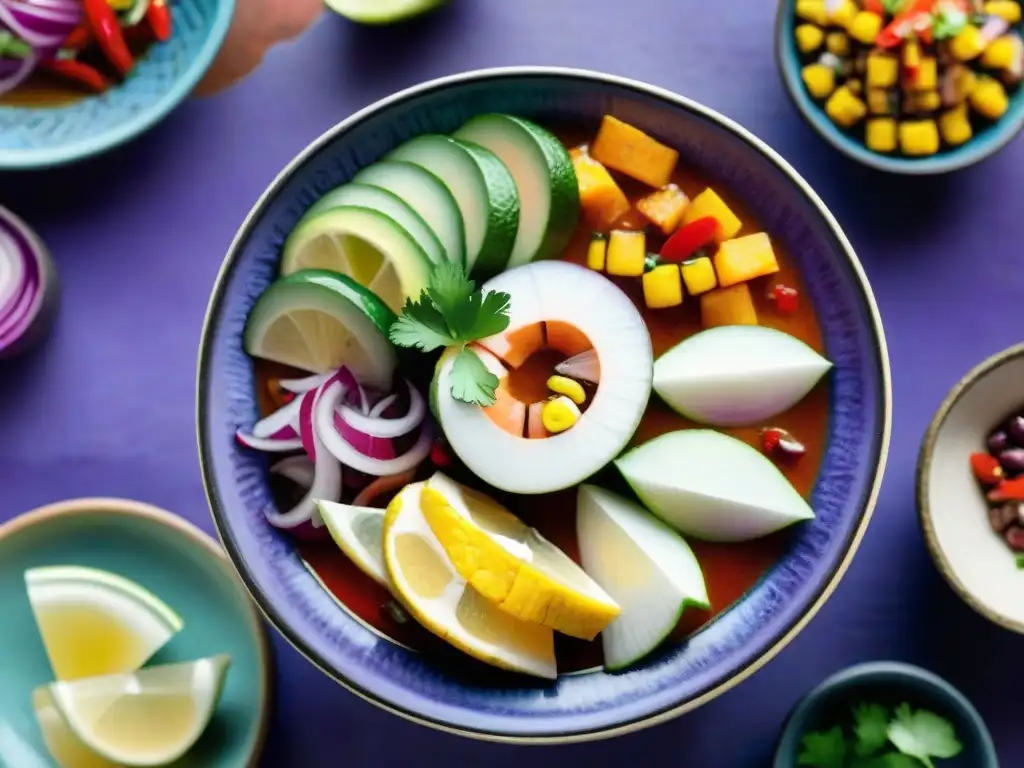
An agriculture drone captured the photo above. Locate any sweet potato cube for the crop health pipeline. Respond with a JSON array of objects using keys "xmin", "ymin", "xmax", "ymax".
[
  {"xmin": 636, "ymin": 184, "xmax": 689, "ymax": 235},
  {"xmin": 680, "ymin": 188, "xmax": 742, "ymax": 241},
  {"xmin": 570, "ymin": 147, "xmax": 631, "ymax": 229},
  {"xmin": 700, "ymin": 284, "xmax": 758, "ymax": 328},
  {"xmin": 713, "ymin": 233, "xmax": 780, "ymax": 287},
  {"xmin": 590, "ymin": 116, "xmax": 679, "ymax": 188}
]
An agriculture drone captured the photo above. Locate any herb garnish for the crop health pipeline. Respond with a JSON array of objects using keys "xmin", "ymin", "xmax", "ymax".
[
  {"xmin": 797, "ymin": 702, "xmax": 962, "ymax": 768},
  {"xmin": 389, "ymin": 262, "xmax": 511, "ymax": 406}
]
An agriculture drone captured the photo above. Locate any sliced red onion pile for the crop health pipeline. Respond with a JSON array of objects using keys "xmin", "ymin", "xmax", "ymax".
[
  {"xmin": 0, "ymin": 0, "xmax": 82, "ymax": 95},
  {"xmin": 236, "ymin": 366, "xmax": 430, "ymax": 535},
  {"xmin": 0, "ymin": 205, "xmax": 59, "ymax": 359}
]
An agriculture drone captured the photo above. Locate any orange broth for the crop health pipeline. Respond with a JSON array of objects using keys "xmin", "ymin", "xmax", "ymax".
[{"xmin": 256, "ymin": 127, "xmax": 830, "ymax": 674}]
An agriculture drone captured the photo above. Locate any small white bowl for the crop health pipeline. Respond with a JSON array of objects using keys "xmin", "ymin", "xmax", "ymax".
[{"xmin": 918, "ymin": 343, "xmax": 1024, "ymax": 633}]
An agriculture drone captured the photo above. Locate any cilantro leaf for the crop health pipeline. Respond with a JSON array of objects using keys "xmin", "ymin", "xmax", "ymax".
[
  {"xmin": 932, "ymin": 8, "xmax": 967, "ymax": 40},
  {"xmin": 461, "ymin": 289, "xmax": 512, "ymax": 340},
  {"xmin": 389, "ymin": 295, "xmax": 456, "ymax": 352},
  {"xmin": 449, "ymin": 346, "xmax": 500, "ymax": 406},
  {"xmin": 426, "ymin": 261, "xmax": 476, "ymax": 323},
  {"xmin": 798, "ymin": 726, "xmax": 847, "ymax": 768},
  {"xmin": 853, "ymin": 703, "xmax": 891, "ymax": 756},
  {"xmin": 887, "ymin": 704, "xmax": 962, "ymax": 767}
]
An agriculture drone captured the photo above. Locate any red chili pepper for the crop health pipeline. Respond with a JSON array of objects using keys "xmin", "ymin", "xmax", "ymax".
[
  {"xmin": 988, "ymin": 476, "xmax": 1024, "ymax": 503},
  {"xmin": 37, "ymin": 59, "xmax": 110, "ymax": 93},
  {"xmin": 430, "ymin": 440, "xmax": 451, "ymax": 468},
  {"xmin": 971, "ymin": 452, "xmax": 1004, "ymax": 486},
  {"xmin": 124, "ymin": 23, "xmax": 157, "ymax": 45},
  {"xmin": 146, "ymin": 0, "xmax": 172, "ymax": 43},
  {"xmin": 660, "ymin": 217, "xmax": 721, "ymax": 263},
  {"xmin": 877, "ymin": 0, "xmax": 938, "ymax": 48},
  {"xmin": 83, "ymin": 0, "xmax": 133, "ymax": 77},
  {"xmin": 862, "ymin": 0, "xmax": 885, "ymax": 14},
  {"xmin": 768, "ymin": 284, "xmax": 799, "ymax": 314},
  {"xmin": 62, "ymin": 23, "xmax": 93, "ymax": 51}
]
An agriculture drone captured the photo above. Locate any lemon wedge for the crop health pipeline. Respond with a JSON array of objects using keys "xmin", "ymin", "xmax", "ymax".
[
  {"xmin": 25, "ymin": 566, "xmax": 184, "ymax": 681},
  {"xmin": 317, "ymin": 500, "xmax": 388, "ymax": 586},
  {"xmin": 42, "ymin": 655, "xmax": 231, "ymax": 767},
  {"xmin": 383, "ymin": 481, "xmax": 556, "ymax": 679},
  {"xmin": 33, "ymin": 688, "xmax": 118, "ymax": 768},
  {"xmin": 419, "ymin": 472, "xmax": 620, "ymax": 640}
]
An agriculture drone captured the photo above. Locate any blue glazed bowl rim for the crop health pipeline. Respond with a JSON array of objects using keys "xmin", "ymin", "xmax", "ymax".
[
  {"xmin": 774, "ymin": 661, "xmax": 999, "ymax": 766},
  {"xmin": 774, "ymin": 0, "xmax": 1024, "ymax": 175},
  {"xmin": 196, "ymin": 66, "xmax": 893, "ymax": 744},
  {"xmin": 0, "ymin": 0, "xmax": 236, "ymax": 171}
]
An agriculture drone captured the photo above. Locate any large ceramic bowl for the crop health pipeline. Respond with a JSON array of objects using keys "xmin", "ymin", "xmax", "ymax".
[
  {"xmin": 197, "ymin": 67, "xmax": 892, "ymax": 743},
  {"xmin": 0, "ymin": 0, "xmax": 234, "ymax": 170}
]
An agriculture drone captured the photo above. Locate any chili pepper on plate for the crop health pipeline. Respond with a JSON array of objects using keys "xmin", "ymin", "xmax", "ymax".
[
  {"xmin": 146, "ymin": 0, "xmax": 173, "ymax": 42},
  {"xmin": 83, "ymin": 0, "xmax": 134, "ymax": 76},
  {"xmin": 37, "ymin": 59, "xmax": 110, "ymax": 93}
]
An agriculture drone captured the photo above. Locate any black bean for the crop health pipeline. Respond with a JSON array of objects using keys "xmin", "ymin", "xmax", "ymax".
[
  {"xmin": 988, "ymin": 430, "xmax": 1010, "ymax": 454},
  {"xmin": 999, "ymin": 448, "xmax": 1024, "ymax": 476},
  {"xmin": 1006, "ymin": 415, "xmax": 1024, "ymax": 446},
  {"xmin": 990, "ymin": 503, "xmax": 1023, "ymax": 533},
  {"xmin": 1006, "ymin": 525, "xmax": 1024, "ymax": 552}
]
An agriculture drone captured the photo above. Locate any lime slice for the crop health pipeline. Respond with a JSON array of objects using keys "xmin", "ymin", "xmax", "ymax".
[
  {"xmin": 317, "ymin": 500, "xmax": 388, "ymax": 586},
  {"xmin": 44, "ymin": 655, "xmax": 231, "ymax": 767},
  {"xmin": 325, "ymin": 0, "xmax": 448, "ymax": 25},
  {"xmin": 25, "ymin": 566, "xmax": 184, "ymax": 682},
  {"xmin": 244, "ymin": 269, "xmax": 397, "ymax": 390},
  {"xmin": 383, "ymin": 482, "xmax": 556, "ymax": 678},
  {"xmin": 33, "ymin": 688, "xmax": 118, "ymax": 768}
]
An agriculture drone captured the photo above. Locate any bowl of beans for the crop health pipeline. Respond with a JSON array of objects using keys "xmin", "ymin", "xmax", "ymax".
[
  {"xmin": 918, "ymin": 343, "xmax": 1024, "ymax": 634},
  {"xmin": 776, "ymin": 0, "xmax": 1024, "ymax": 174}
]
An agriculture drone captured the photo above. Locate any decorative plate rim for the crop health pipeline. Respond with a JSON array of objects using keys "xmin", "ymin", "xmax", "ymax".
[{"xmin": 195, "ymin": 65, "xmax": 893, "ymax": 744}]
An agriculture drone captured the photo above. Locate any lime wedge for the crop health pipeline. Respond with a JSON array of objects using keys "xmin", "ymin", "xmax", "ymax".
[
  {"xmin": 44, "ymin": 655, "xmax": 231, "ymax": 767},
  {"xmin": 325, "ymin": 0, "xmax": 448, "ymax": 24},
  {"xmin": 25, "ymin": 566, "xmax": 183, "ymax": 682},
  {"xmin": 317, "ymin": 500, "xmax": 388, "ymax": 587}
]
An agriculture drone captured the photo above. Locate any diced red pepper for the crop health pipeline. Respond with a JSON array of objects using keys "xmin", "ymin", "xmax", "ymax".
[
  {"xmin": 877, "ymin": 0, "xmax": 938, "ymax": 49},
  {"xmin": 62, "ymin": 23, "xmax": 93, "ymax": 51},
  {"xmin": 988, "ymin": 476, "xmax": 1024, "ymax": 503},
  {"xmin": 83, "ymin": 0, "xmax": 133, "ymax": 76},
  {"xmin": 37, "ymin": 59, "xmax": 110, "ymax": 93},
  {"xmin": 862, "ymin": 0, "xmax": 885, "ymax": 14},
  {"xmin": 430, "ymin": 439, "xmax": 450, "ymax": 468},
  {"xmin": 971, "ymin": 452, "xmax": 1004, "ymax": 486},
  {"xmin": 146, "ymin": 0, "xmax": 173, "ymax": 43},
  {"xmin": 659, "ymin": 217, "xmax": 720, "ymax": 263},
  {"xmin": 768, "ymin": 284, "xmax": 799, "ymax": 314}
]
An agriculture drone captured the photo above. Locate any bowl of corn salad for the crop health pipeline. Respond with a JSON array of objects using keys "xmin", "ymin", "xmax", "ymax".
[{"xmin": 776, "ymin": 0, "xmax": 1024, "ymax": 173}]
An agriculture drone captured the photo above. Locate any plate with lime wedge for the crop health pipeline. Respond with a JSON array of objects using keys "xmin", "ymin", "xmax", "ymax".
[{"xmin": 0, "ymin": 498, "xmax": 271, "ymax": 767}]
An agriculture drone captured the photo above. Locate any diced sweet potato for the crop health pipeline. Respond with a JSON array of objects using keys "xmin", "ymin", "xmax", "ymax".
[
  {"xmin": 680, "ymin": 188, "xmax": 742, "ymax": 241},
  {"xmin": 713, "ymin": 233, "xmax": 780, "ymax": 287},
  {"xmin": 590, "ymin": 116, "xmax": 679, "ymax": 188},
  {"xmin": 636, "ymin": 184, "xmax": 689, "ymax": 235},
  {"xmin": 700, "ymin": 284, "xmax": 758, "ymax": 328},
  {"xmin": 570, "ymin": 147, "xmax": 631, "ymax": 229}
]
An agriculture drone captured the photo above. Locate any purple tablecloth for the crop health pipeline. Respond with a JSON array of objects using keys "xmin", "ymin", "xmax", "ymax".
[{"xmin": 2, "ymin": 2, "xmax": 1022, "ymax": 765}]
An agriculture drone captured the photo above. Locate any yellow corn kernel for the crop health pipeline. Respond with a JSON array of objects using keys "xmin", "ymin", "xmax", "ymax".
[
  {"xmin": 955, "ymin": 67, "xmax": 978, "ymax": 100},
  {"xmin": 830, "ymin": 0, "xmax": 857, "ymax": 29},
  {"xmin": 642, "ymin": 264, "xmax": 684, "ymax": 310},
  {"xmin": 865, "ymin": 118, "xmax": 898, "ymax": 153},
  {"xmin": 904, "ymin": 38, "xmax": 921, "ymax": 71},
  {"xmin": 985, "ymin": 1, "xmax": 1022, "ymax": 23},
  {"xmin": 825, "ymin": 85, "xmax": 867, "ymax": 128},
  {"xmin": 950, "ymin": 25, "xmax": 987, "ymax": 61},
  {"xmin": 867, "ymin": 88, "xmax": 893, "ymax": 115},
  {"xmin": 586, "ymin": 234, "xmax": 607, "ymax": 271},
  {"xmin": 541, "ymin": 396, "xmax": 580, "ymax": 434},
  {"xmin": 796, "ymin": 0, "xmax": 828, "ymax": 24},
  {"xmin": 939, "ymin": 103, "xmax": 973, "ymax": 146},
  {"xmin": 848, "ymin": 11, "xmax": 882, "ymax": 44},
  {"xmin": 906, "ymin": 90, "xmax": 942, "ymax": 112},
  {"xmin": 846, "ymin": 78, "xmax": 863, "ymax": 96},
  {"xmin": 898, "ymin": 120, "xmax": 940, "ymax": 156},
  {"xmin": 795, "ymin": 24, "xmax": 825, "ymax": 53},
  {"xmin": 801, "ymin": 63, "xmax": 836, "ymax": 99},
  {"xmin": 547, "ymin": 375, "xmax": 586, "ymax": 406},
  {"xmin": 982, "ymin": 36, "xmax": 1019, "ymax": 70},
  {"xmin": 911, "ymin": 57, "xmax": 938, "ymax": 91},
  {"xmin": 970, "ymin": 77, "xmax": 1010, "ymax": 119},
  {"xmin": 680, "ymin": 189, "xmax": 742, "ymax": 241},
  {"xmin": 680, "ymin": 256, "xmax": 717, "ymax": 296},
  {"xmin": 605, "ymin": 230, "xmax": 646, "ymax": 277},
  {"xmin": 826, "ymin": 32, "xmax": 850, "ymax": 57},
  {"xmin": 867, "ymin": 52, "xmax": 898, "ymax": 88}
]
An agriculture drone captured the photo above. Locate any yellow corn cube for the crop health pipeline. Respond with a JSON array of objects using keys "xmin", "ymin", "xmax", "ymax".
[
  {"xmin": 796, "ymin": 0, "xmax": 828, "ymax": 24},
  {"xmin": 866, "ymin": 118, "xmax": 898, "ymax": 153},
  {"xmin": 636, "ymin": 184, "xmax": 689, "ymax": 235},
  {"xmin": 867, "ymin": 88, "xmax": 893, "ymax": 115},
  {"xmin": 591, "ymin": 116, "xmax": 679, "ymax": 188},
  {"xmin": 680, "ymin": 188, "xmax": 742, "ymax": 241},
  {"xmin": 680, "ymin": 256, "xmax": 717, "ymax": 296},
  {"xmin": 970, "ymin": 77, "xmax": 1010, "ymax": 119},
  {"xmin": 911, "ymin": 57, "xmax": 938, "ymax": 91},
  {"xmin": 985, "ymin": 1, "xmax": 1021, "ymax": 23},
  {"xmin": 700, "ymin": 284, "xmax": 758, "ymax": 329},
  {"xmin": 825, "ymin": 85, "xmax": 867, "ymax": 128},
  {"xmin": 848, "ymin": 11, "xmax": 882, "ymax": 44},
  {"xmin": 713, "ymin": 233, "xmax": 780, "ymax": 287},
  {"xmin": 982, "ymin": 36, "xmax": 1020, "ymax": 71},
  {"xmin": 605, "ymin": 230, "xmax": 646, "ymax": 277},
  {"xmin": 642, "ymin": 265, "xmax": 684, "ymax": 310},
  {"xmin": 950, "ymin": 25, "xmax": 987, "ymax": 61},
  {"xmin": 939, "ymin": 104, "xmax": 973, "ymax": 146},
  {"xmin": 586, "ymin": 234, "xmax": 607, "ymax": 271},
  {"xmin": 904, "ymin": 38, "xmax": 921, "ymax": 71},
  {"xmin": 866, "ymin": 53, "xmax": 898, "ymax": 88},
  {"xmin": 826, "ymin": 32, "xmax": 850, "ymax": 57},
  {"xmin": 802, "ymin": 63, "xmax": 836, "ymax": 99},
  {"xmin": 899, "ymin": 120, "xmax": 940, "ymax": 156},
  {"xmin": 906, "ymin": 90, "xmax": 941, "ymax": 113},
  {"xmin": 829, "ymin": 0, "xmax": 858, "ymax": 28},
  {"xmin": 795, "ymin": 24, "xmax": 825, "ymax": 53}
]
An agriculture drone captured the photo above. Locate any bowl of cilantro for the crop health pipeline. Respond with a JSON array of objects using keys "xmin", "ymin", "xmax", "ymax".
[{"xmin": 774, "ymin": 661, "xmax": 997, "ymax": 768}]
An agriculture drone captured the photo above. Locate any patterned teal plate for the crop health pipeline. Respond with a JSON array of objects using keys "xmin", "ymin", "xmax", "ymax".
[{"xmin": 0, "ymin": 498, "xmax": 271, "ymax": 766}]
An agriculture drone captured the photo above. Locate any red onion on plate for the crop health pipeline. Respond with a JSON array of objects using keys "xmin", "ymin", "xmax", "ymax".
[
  {"xmin": 0, "ymin": 0, "xmax": 80, "ymax": 54},
  {"xmin": 0, "ymin": 206, "xmax": 60, "ymax": 359}
]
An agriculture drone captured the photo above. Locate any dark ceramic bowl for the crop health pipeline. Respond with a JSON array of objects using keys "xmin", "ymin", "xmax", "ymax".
[
  {"xmin": 775, "ymin": 662, "xmax": 998, "ymax": 767},
  {"xmin": 197, "ymin": 67, "xmax": 892, "ymax": 743}
]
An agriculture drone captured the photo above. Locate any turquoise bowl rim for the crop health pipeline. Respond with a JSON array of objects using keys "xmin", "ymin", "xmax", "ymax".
[
  {"xmin": 0, "ymin": 0, "xmax": 235, "ymax": 171},
  {"xmin": 0, "ymin": 496, "xmax": 273, "ymax": 765},
  {"xmin": 773, "ymin": 661, "xmax": 999, "ymax": 766},
  {"xmin": 774, "ymin": 0, "xmax": 1024, "ymax": 175}
]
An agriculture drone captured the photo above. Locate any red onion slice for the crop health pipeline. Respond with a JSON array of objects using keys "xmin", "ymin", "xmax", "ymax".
[
  {"xmin": 336, "ymin": 380, "xmax": 425, "ymax": 439},
  {"xmin": 235, "ymin": 431, "xmax": 303, "ymax": 452},
  {"xmin": 980, "ymin": 16, "xmax": 1009, "ymax": 43},
  {"xmin": 278, "ymin": 372, "xmax": 332, "ymax": 394},
  {"xmin": 370, "ymin": 394, "xmax": 398, "ymax": 418},
  {"xmin": 251, "ymin": 396, "xmax": 302, "ymax": 440},
  {"xmin": 270, "ymin": 455, "xmax": 315, "ymax": 488},
  {"xmin": 0, "ymin": 1, "xmax": 74, "ymax": 49},
  {"xmin": 0, "ymin": 50, "xmax": 36, "ymax": 97}
]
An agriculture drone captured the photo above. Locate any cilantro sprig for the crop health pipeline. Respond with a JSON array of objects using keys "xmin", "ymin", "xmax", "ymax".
[
  {"xmin": 797, "ymin": 702, "xmax": 962, "ymax": 768},
  {"xmin": 389, "ymin": 262, "xmax": 511, "ymax": 406}
]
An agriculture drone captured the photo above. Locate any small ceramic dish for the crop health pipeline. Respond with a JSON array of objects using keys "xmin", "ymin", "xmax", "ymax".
[
  {"xmin": 918, "ymin": 343, "xmax": 1024, "ymax": 633},
  {"xmin": 774, "ymin": 661, "xmax": 998, "ymax": 767},
  {"xmin": 0, "ymin": 0, "xmax": 234, "ymax": 170},
  {"xmin": 774, "ymin": 0, "xmax": 1024, "ymax": 175},
  {"xmin": 0, "ymin": 497, "xmax": 271, "ymax": 766}
]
